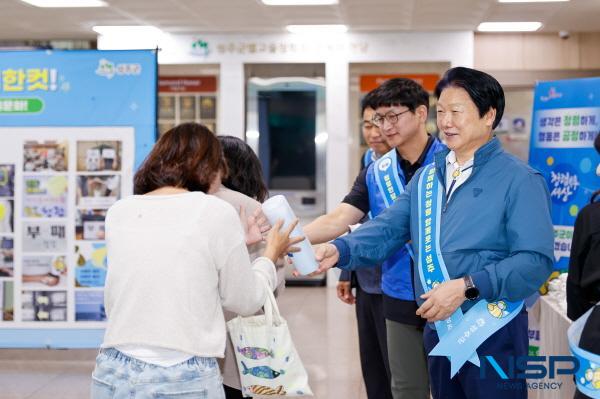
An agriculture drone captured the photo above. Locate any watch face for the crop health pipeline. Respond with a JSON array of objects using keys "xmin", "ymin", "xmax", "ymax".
[{"xmin": 465, "ymin": 287, "xmax": 479, "ymax": 300}]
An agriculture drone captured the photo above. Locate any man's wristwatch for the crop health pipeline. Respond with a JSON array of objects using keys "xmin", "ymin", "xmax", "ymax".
[{"xmin": 463, "ymin": 275, "xmax": 480, "ymax": 301}]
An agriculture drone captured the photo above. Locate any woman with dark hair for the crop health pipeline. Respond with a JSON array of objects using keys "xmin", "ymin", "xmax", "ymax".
[
  {"xmin": 219, "ymin": 135, "xmax": 269, "ymax": 203},
  {"xmin": 91, "ymin": 123, "xmax": 300, "ymax": 399},
  {"xmin": 213, "ymin": 135, "xmax": 285, "ymax": 399}
]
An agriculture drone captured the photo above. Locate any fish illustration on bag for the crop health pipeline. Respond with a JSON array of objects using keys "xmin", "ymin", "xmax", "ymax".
[
  {"xmin": 237, "ymin": 346, "xmax": 274, "ymax": 360},
  {"xmin": 241, "ymin": 361, "xmax": 285, "ymax": 379},
  {"xmin": 249, "ymin": 385, "xmax": 287, "ymax": 395}
]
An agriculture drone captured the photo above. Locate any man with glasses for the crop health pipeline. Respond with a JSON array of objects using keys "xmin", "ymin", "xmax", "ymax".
[
  {"xmin": 310, "ymin": 68, "xmax": 554, "ymax": 399},
  {"xmin": 304, "ymin": 78, "xmax": 444, "ymax": 399},
  {"xmin": 359, "ymin": 98, "xmax": 391, "ymax": 168},
  {"xmin": 331, "ymin": 91, "xmax": 392, "ymax": 399}
]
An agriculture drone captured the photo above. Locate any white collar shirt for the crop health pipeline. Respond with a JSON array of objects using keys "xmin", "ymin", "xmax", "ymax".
[{"xmin": 445, "ymin": 151, "xmax": 474, "ymax": 201}]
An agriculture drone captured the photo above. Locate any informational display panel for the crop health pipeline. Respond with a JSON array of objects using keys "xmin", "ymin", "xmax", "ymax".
[
  {"xmin": 158, "ymin": 75, "xmax": 217, "ymax": 136},
  {"xmin": 0, "ymin": 50, "xmax": 156, "ymax": 348},
  {"xmin": 528, "ymin": 78, "xmax": 600, "ymax": 271}
]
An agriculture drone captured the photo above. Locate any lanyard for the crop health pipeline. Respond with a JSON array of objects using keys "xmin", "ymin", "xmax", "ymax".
[{"xmin": 446, "ymin": 163, "xmax": 473, "ymax": 200}]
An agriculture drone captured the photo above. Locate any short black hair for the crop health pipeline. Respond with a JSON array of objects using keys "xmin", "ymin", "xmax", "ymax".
[
  {"xmin": 595, "ymin": 132, "xmax": 600, "ymax": 154},
  {"xmin": 435, "ymin": 67, "xmax": 505, "ymax": 129},
  {"xmin": 368, "ymin": 78, "xmax": 430, "ymax": 113},
  {"xmin": 218, "ymin": 136, "xmax": 269, "ymax": 203},
  {"xmin": 360, "ymin": 90, "xmax": 377, "ymax": 116}
]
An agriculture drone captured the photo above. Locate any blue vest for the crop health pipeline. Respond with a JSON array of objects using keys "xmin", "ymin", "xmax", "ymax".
[
  {"xmin": 365, "ymin": 138, "xmax": 446, "ymax": 300},
  {"xmin": 346, "ymin": 148, "xmax": 383, "ymax": 294}
]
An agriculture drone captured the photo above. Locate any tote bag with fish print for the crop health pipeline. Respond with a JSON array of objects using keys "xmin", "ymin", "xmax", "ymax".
[{"xmin": 226, "ymin": 280, "xmax": 313, "ymax": 397}]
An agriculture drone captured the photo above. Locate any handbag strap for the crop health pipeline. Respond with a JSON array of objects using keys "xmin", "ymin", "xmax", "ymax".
[{"xmin": 262, "ymin": 277, "xmax": 283, "ymax": 327}]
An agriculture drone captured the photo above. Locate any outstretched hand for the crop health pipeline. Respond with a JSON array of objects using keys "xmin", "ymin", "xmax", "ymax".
[
  {"xmin": 263, "ymin": 219, "xmax": 304, "ymax": 263},
  {"xmin": 293, "ymin": 243, "xmax": 340, "ymax": 277},
  {"xmin": 241, "ymin": 206, "xmax": 271, "ymax": 246}
]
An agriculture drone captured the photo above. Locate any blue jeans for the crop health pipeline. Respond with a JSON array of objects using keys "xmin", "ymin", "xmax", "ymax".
[{"xmin": 91, "ymin": 348, "xmax": 226, "ymax": 399}]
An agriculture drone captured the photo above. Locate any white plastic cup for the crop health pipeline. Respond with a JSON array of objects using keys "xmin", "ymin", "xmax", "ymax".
[{"xmin": 261, "ymin": 195, "xmax": 318, "ymax": 275}]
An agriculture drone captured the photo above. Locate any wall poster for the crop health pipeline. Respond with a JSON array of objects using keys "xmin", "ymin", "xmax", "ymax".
[
  {"xmin": 529, "ymin": 78, "xmax": 600, "ymax": 271},
  {"xmin": 0, "ymin": 50, "xmax": 155, "ymax": 348}
]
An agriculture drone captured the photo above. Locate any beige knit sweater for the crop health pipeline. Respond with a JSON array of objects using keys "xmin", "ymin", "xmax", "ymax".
[{"xmin": 101, "ymin": 191, "xmax": 276, "ymax": 358}]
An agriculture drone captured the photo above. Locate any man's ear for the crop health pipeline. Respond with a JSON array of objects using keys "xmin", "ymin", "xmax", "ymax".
[
  {"xmin": 416, "ymin": 104, "xmax": 429, "ymax": 122},
  {"xmin": 485, "ymin": 108, "xmax": 497, "ymax": 128}
]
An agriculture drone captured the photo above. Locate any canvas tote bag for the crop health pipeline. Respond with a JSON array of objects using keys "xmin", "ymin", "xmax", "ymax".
[{"xmin": 226, "ymin": 280, "xmax": 313, "ymax": 397}]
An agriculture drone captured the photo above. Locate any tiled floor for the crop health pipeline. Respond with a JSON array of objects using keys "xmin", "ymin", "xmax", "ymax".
[{"xmin": 0, "ymin": 286, "xmax": 367, "ymax": 399}]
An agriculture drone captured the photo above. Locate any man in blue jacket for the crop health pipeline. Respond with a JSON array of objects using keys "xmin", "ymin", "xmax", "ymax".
[
  {"xmin": 304, "ymin": 78, "xmax": 445, "ymax": 399},
  {"xmin": 311, "ymin": 67, "xmax": 554, "ymax": 399},
  {"xmin": 335, "ymin": 91, "xmax": 392, "ymax": 399}
]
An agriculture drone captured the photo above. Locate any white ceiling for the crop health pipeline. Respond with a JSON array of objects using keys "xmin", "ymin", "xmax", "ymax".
[{"xmin": 1, "ymin": 0, "xmax": 599, "ymax": 40}]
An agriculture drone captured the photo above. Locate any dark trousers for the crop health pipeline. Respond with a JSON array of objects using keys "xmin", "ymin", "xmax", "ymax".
[
  {"xmin": 424, "ymin": 309, "xmax": 529, "ymax": 399},
  {"xmin": 223, "ymin": 384, "xmax": 246, "ymax": 399},
  {"xmin": 356, "ymin": 286, "xmax": 394, "ymax": 399}
]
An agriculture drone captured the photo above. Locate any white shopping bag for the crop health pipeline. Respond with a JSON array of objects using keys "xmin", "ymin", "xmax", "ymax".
[{"xmin": 226, "ymin": 281, "xmax": 313, "ymax": 397}]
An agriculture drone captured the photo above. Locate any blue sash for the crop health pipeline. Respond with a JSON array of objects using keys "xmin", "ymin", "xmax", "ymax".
[
  {"xmin": 568, "ymin": 305, "xmax": 600, "ymax": 398},
  {"xmin": 373, "ymin": 150, "xmax": 414, "ymax": 260},
  {"xmin": 363, "ymin": 148, "xmax": 375, "ymax": 168},
  {"xmin": 417, "ymin": 163, "xmax": 524, "ymax": 377}
]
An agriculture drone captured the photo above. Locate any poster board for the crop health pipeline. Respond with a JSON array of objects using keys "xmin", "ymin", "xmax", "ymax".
[
  {"xmin": 0, "ymin": 50, "xmax": 156, "ymax": 348},
  {"xmin": 528, "ymin": 77, "xmax": 600, "ymax": 271},
  {"xmin": 158, "ymin": 75, "xmax": 218, "ymax": 136}
]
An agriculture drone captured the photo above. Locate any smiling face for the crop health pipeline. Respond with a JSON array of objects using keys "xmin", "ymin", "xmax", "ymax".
[
  {"xmin": 436, "ymin": 86, "xmax": 496, "ymax": 161},
  {"xmin": 362, "ymin": 107, "xmax": 390, "ymax": 156},
  {"xmin": 374, "ymin": 104, "xmax": 428, "ymax": 150}
]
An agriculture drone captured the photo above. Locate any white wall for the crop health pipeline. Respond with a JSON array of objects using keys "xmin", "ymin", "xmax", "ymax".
[{"xmin": 159, "ymin": 31, "xmax": 473, "ymax": 211}]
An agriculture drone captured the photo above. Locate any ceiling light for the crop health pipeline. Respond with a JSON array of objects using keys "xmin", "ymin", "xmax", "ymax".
[
  {"xmin": 262, "ymin": 0, "xmax": 337, "ymax": 4},
  {"xmin": 20, "ymin": 0, "xmax": 107, "ymax": 7},
  {"xmin": 94, "ymin": 26, "xmax": 167, "ymax": 50},
  {"xmin": 498, "ymin": 0, "xmax": 568, "ymax": 3},
  {"xmin": 477, "ymin": 22, "xmax": 542, "ymax": 32},
  {"xmin": 286, "ymin": 24, "xmax": 348, "ymax": 34}
]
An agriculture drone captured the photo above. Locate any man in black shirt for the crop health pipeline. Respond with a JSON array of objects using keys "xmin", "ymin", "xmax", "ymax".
[
  {"xmin": 304, "ymin": 78, "xmax": 444, "ymax": 399},
  {"xmin": 333, "ymin": 92, "xmax": 393, "ymax": 399}
]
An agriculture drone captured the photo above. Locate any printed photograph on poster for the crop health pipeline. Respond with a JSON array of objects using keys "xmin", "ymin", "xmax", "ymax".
[
  {"xmin": 0, "ymin": 164, "xmax": 15, "ymax": 197},
  {"xmin": 1, "ymin": 281, "xmax": 14, "ymax": 321},
  {"xmin": 75, "ymin": 209, "xmax": 106, "ymax": 240},
  {"xmin": 76, "ymin": 175, "xmax": 120, "ymax": 209},
  {"xmin": 22, "ymin": 221, "xmax": 67, "ymax": 253},
  {"xmin": 75, "ymin": 242, "xmax": 107, "ymax": 288},
  {"xmin": 22, "ymin": 255, "xmax": 67, "ymax": 289},
  {"xmin": 0, "ymin": 199, "xmax": 14, "ymax": 234},
  {"xmin": 200, "ymin": 96, "xmax": 216, "ymax": 119},
  {"xmin": 23, "ymin": 141, "xmax": 68, "ymax": 172},
  {"xmin": 0, "ymin": 237, "xmax": 14, "ymax": 277},
  {"xmin": 76, "ymin": 141, "xmax": 122, "ymax": 172},
  {"xmin": 75, "ymin": 291, "xmax": 106, "ymax": 321},
  {"xmin": 23, "ymin": 175, "xmax": 68, "ymax": 218},
  {"xmin": 159, "ymin": 95, "xmax": 175, "ymax": 119},
  {"xmin": 21, "ymin": 290, "xmax": 67, "ymax": 322},
  {"xmin": 180, "ymin": 96, "xmax": 196, "ymax": 119}
]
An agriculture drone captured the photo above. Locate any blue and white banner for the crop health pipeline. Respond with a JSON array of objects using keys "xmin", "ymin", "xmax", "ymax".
[
  {"xmin": 529, "ymin": 78, "xmax": 600, "ymax": 270},
  {"xmin": 0, "ymin": 50, "xmax": 157, "ymax": 168},
  {"xmin": 0, "ymin": 50, "xmax": 156, "ymax": 348}
]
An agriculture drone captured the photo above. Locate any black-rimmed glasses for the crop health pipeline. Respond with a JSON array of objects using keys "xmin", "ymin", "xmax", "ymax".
[{"xmin": 371, "ymin": 109, "xmax": 411, "ymax": 127}]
